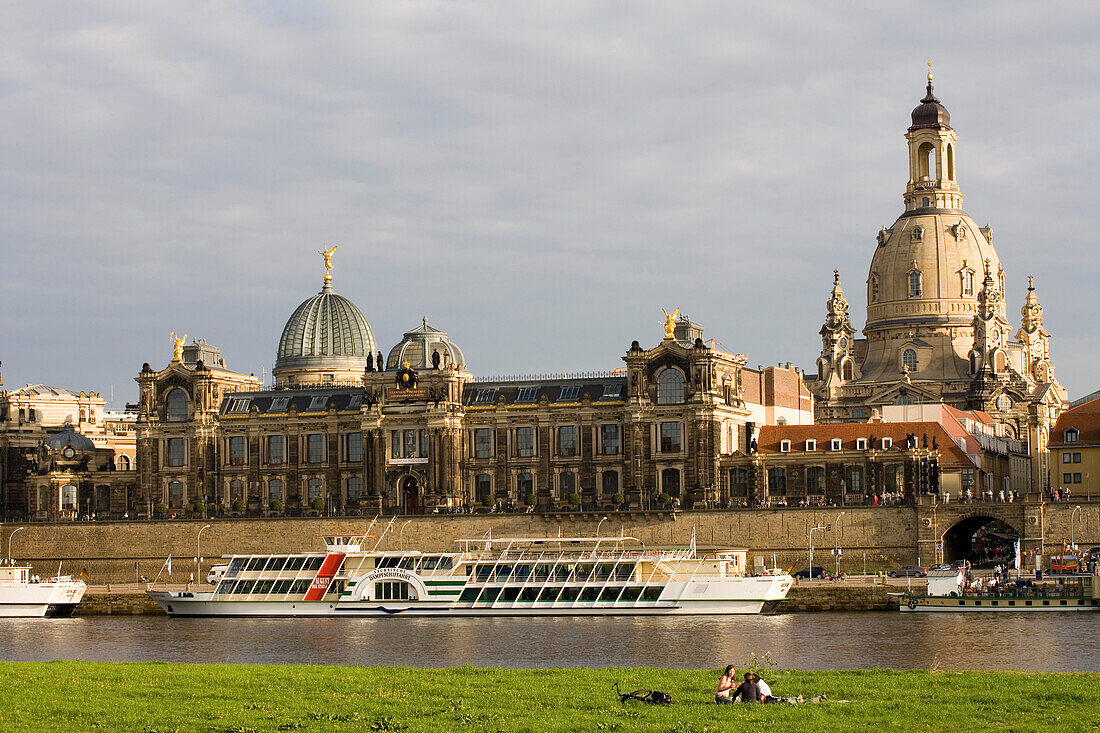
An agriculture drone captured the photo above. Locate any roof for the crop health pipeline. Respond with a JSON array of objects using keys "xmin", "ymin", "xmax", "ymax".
[
  {"xmin": 463, "ymin": 378, "xmax": 627, "ymax": 408},
  {"xmin": 275, "ymin": 284, "xmax": 376, "ymax": 371},
  {"xmin": 11, "ymin": 385, "xmax": 80, "ymax": 398},
  {"xmin": 756, "ymin": 422, "xmax": 971, "ymax": 465},
  {"xmin": 219, "ymin": 387, "xmax": 363, "ymax": 416},
  {"xmin": 1049, "ymin": 397, "xmax": 1100, "ymax": 447}
]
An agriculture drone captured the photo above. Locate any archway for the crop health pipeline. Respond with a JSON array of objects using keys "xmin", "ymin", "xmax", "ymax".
[
  {"xmin": 942, "ymin": 515, "xmax": 1020, "ymax": 566},
  {"xmin": 402, "ymin": 476, "xmax": 420, "ymax": 515}
]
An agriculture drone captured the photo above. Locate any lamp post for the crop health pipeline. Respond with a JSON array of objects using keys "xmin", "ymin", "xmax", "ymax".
[
  {"xmin": 399, "ymin": 519, "xmax": 412, "ymax": 549},
  {"xmin": 596, "ymin": 515, "xmax": 609, "ymax": 538},
  {"xmin": 834, "ymin": 512, "xmax": 846, "ymax": 577},
  {"xmin": 7, "ymin": 526, "xmax": 25, "ymax": 563},
  {"xmin": 196, "ymin": 523, "xmax": 212, "ymax": 581},
  {"xmin": 1070, "ymin": 505, "xmax": 1082, "ymax": 547},
  {"xmin": 808, "ymin": 524, "xmax": 827, "ymax": 578}
]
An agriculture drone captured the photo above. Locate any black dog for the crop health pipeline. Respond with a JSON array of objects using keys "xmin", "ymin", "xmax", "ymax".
[{"xmin": 614, "ymin": 683, "xmax": 673, "ymax": 706}]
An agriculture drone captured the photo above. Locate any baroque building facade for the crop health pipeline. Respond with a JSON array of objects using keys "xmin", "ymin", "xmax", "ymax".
[
  {"xmin": 130, "ymin": 259, "xmax": 811, "ymax": 517},
  {"xmin": 809, "ymin": 71, "xmax": 1068, "ymax": 492}
]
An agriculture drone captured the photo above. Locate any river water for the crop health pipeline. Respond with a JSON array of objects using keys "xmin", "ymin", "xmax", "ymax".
[{"xmin": 1, "ymin": 613, "xmax": 1097, "ymax": 671}]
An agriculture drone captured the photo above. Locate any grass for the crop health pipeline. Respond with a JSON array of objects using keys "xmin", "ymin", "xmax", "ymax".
[{"xmin": 0, "ymin": 661, "xmax": 1098, "ymax": 732}]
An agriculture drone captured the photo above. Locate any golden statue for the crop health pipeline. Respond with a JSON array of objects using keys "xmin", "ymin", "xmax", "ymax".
[
  {"xmin": 170, "ymin": 332, "xmax": 188, "ymax": 362},
  {"xmin": 315, "ymin": 245, "xmax": 339, "ymax": 285},
  {"xmin": 661, "ymin": 308, "xmax": 679, "ymax": 339}
]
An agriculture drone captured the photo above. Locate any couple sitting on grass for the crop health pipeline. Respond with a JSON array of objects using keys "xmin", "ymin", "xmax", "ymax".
[{"xmin": 715, "ymin": 665, "xmax": 826, "ymax": 705}]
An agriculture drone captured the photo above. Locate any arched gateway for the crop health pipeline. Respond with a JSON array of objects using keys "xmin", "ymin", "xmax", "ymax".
[{"xmin": 941, "ymin": 515, "xmax": 1021, "ymax": 566}]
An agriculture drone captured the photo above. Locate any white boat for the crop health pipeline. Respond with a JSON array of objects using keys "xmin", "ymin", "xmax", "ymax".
[
  {"xmin": 898, "ymin": 569, "xmax": 1100, "ymax": 613},
  {"xmin": 0, "ymin": 563, "xmax": 86, "ymax": 617},
  {"xmin": 148, "ymin": 528, "xmax": 792, "ymax": 618}
]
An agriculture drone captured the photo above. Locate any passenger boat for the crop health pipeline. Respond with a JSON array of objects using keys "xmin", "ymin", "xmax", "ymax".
[
  {"xmin": 898, "ymin": 569, "xmax": 1100, "ymax": 613},
  {"xmin": 0, "ymin": 562, "xmax": 86, "ymax": 617},
  {"xmin": 147, "ymin": 525, "xmax": 792, "ymax": 617}
]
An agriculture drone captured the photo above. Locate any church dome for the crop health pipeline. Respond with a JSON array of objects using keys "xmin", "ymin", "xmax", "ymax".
[
  {"xmin": 44, "ymin": 426, "xmax": 95, "ymax": 452},
  {"xmin": 273, "ymin": 279, "xmax": 376, "ymax": 386},
  {"xmin": 910, "ymin": 83, "xmax": 951, "ymax": 131},
  {"xmin": 387, "ymin": 318, "xmax": 465, "ymax": 371}
]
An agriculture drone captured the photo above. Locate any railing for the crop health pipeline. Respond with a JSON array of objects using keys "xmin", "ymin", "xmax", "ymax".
[{"xmin": 471, "ymin": 370, "xmax": 618, "ymax": 383}]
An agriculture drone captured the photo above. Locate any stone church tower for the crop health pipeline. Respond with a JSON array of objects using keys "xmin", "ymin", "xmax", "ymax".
[{"xmin": 809, "ymin": 69, "xmax": 1068, "ymax": 491}]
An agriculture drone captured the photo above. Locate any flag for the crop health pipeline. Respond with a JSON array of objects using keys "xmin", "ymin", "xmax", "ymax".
[
  {"xmin": 689, "ymin": 527, "xmax": 697, "ymax": 557},
  {"xmin": 77, "ymin": 568, "xmax": 90, "ymax": 583},
  {"xmin": 166, "ymin": 555, "xmax": 172, "ymax": 576}
]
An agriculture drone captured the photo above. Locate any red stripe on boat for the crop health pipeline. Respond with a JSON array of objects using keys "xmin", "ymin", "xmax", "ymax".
[{"xmin": 303, "ymin": 553, "xmax": 345, "ymax": 601}]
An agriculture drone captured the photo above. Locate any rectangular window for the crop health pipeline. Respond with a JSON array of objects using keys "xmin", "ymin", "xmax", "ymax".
[
  {"xmin": 806, "ymin": 466, "xmax": 824, "ymax": 494},
  {"xmin": 345, "ymin": 432, "xmax": 362, "ymax": 462},
  {"xmin": 474, "ymin": 389, "xmax": 496, "ymax": 405},
  {"xmin": 660, "ymin": 422, "xmax": 682, "ymax": 453},
  {"xmin": 559, "ymin": 426, "xmax": 578, "ymax": 457},
  {"xmin": 228, "ymin": 436, "xmax": 247, "ymax": 466},
  {"xmin": 475, "ymin": 474, "xmax": 492, "ymax": 503},
  {"xmin": 1064, "ymin": 453, "xmax": 1072, "ymax": 464},
  {"xmin": 347, "ymin": 477, "xmax": 362, "ymax": 501},
  {"xmin": 473, "ymin": 428, "xmax": 492, "ymax": 459},
  {"xmin": 420, "ymin": 429, "xmax": 429, "ymax": 458},
  {"xmin": 768, "ymin": 467, "xmax": 786, "ymax": 496},
  {"xmin": 559, "ymin": 385, "xmax": 579, "ymax": 401},
  {"xmin": 1074, "ymin": 473, "xmax": 1082, "ymax": 484},
  {"xmin": 830, "ymin": 439, "xmax": 842, "ymax": 451},
  {"xmin": 391, "ymin": 431, "xmax": 401, "ymax": 458},
  {"xmin": 166, "ymin": 437, "xmax": 186, "ymax": 467},
  {"xmin": 559, "ymin": 472, "xmax": 576, "ymax": 499},
  {"xmin": 1073, "ymin": 453, "xmax": 1082, "ymax": 463},
  {"xmin": 852, "ymin": 408, "xmax": 868, "ymax": 419},
  {"xmin": 306, "ymin": 434, "xmax": 325, "ymax": 463},
  {"xmin": 517, "ymin": 472, "xmax": 534, "ymax": 497},
  {"xmin": 780, "ymin": 440, "xmax": 791, "ymax": 453},
  {"xmin": 516, "ymin": 387, "xmax": 537, "ymax": 403},
  {"xmin": 516, "ymin": 427, "xmax": 535, "ymax": 457},
  {"xmin": 1064, "ymin": 473, "xmax": 1073, "ymax": 484},
  {"xmin": 267, "ymin": 435, "xmax": 285, "ymax": 465},
  {"xmin": 601, "ymin": 424, "xmax": 620, "ymax": 455},
  {"xmin": 881, "ymin": 437, "xmax": 892, "ymax": 449},
  {"xmin": 856, "ymin": 438, "xmax": 867, "ymax": 450},
  {"xmin": 404, "ymin": 430, "xmax": 418, "ymax": 458},
  {"xmin": 601, "ymin": 384, "xmax": 623, "ymax": 399},
  {"xmin": 805, "ymin": 439, "xmax": 816, "ymax": 452},
  {"xmin": 227, "ymin": 398, "xmax": 250, "ymax": 414}
]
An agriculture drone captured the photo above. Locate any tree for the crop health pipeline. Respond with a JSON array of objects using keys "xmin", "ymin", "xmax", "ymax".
[
  {"xmin": 611, "ymin": 492, "xmax": 625, "ymax": 508},
  {"xmin": 657, "ymin": 492, "xmax": 671, "ymax": 506},
  {"xmin": 568, "ymin": 492, "xmax": 582, "ymax": 508},
  {"xmin": 311, "ymin": 497, "xmax": 325, "ymax": 512},
  {"xmin": 231, "ymin": 499, "xmax": 245, "ymax": 514},
  {"xmin": 192, "ymin": 501, "xmax": 205, "ymax": 515},
  {"xmin": 269, "ymin": 499, "xmax": 284, "ymax": 513},
  {"xmin": 524, "ymin": 493, "xmax": 537, "ymax": 507},
  {"xmin": 153, "ymin": 503, "xmax": 168, "ymax": 518}
]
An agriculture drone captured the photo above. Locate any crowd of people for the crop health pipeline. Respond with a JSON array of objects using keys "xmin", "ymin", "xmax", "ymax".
[{"xmin": 714, "ymin": 665, "xmax": 826, "ymax": 705}]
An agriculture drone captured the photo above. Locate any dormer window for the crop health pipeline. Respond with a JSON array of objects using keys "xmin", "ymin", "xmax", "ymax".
[
  {"xmin": 881, "ymin": 437, "xmax": 893, "ymax": 449},
  {"xmin": 830, "ymin": 438, "xmax": 842, "ymax": 451},
  {"xmin": 516, "ymin": 387, "xmax": 538, "ymax": 403},
  {"xmin": 805, "ymin": 439, "xmax": 816, "ymax": 452},
  {"xmin": 856, "ymin": 438, "xmax": 868, "ymax": 450},
  {"xmin": 779, "ymin": 440, "xmax": 791, "ymax": 453},
  {"xmin": 1064, "ymin": 428, "xmax": 1079, "ymax": 444},
  {"xmin": 908, "ymin": 270, "xmax": 922, "ymax": 298},
  {"xmin": 558, "ymin": 385, "xmax": 579, "ymax": 401},
  {"xmin": 227, "ymin": 398, "xmax": 251, "ymax": 414},
  {"xmin": 473, "ymin": 389, "xmax": 496, "ymax": 405},
  {"xmin": 308, "ymin": 395, "xmax": 329, "ymax": 411}
]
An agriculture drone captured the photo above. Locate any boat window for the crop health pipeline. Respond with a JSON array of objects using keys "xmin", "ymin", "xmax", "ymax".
[
  {"xmin": 573, "ymin": 564, "xmax": 594, "ymax": 582},
  {"xmin": 614, "ymin": 564, "xmax": 636, "ymax": 581},
  {"xmin": 579, "ymin": 587, "xmax": 600, "ymax": 602},
  {"xmin": 215, "ymin": 581, "xmax": 235, "ymax": 595},
  {"xmin": 272, "ymin": 580, "xmax": 294, "ymax": 595},
  {"xmin": 513, "ymin": 565, "xmax": 533, "ymax": 581},
  {"xmin": 557, "ymin": 587, "xmax": 581, "ymax": 602},
  {"xmin": 533, "ymin": 564, "xmax": 553, "ymax": 580},
  {"xmin": 459, "ymin": 588, "xmax": 480, "ymax": 602},
  {"xmin": 264, "ymin": 557, "xmax": 287, "ymax": 572},
  {"xmin": 641, "ymin": 586, "xmax": 662, "ymax": 601},
  {"xmin": 537, "ymin": 587, "xmax": 561, "ymax": 603},
  {"xmin": 500, "ymin": 587, "xmax": 521, "ymax": 602},
  {"xmin": 234, "ymin": 580, "xmax": 256, "ymax": 596},
  {"xmin": 379, "ymin": 557, "xmax": 400, "ymax": 568},
  {"xmin": 254, "ymin": 580, "xmax": 275, "ymax": 595},
  {"xmin": 398, "ymin": 557, "xmax": 417, "ymax": 570},
  {"xmin": 474, "ymin": 565, "xmax": 492, "ymax": 581},
  {"xmin": 227, "ymin": 559, "xmax": 245, "ymax": 576},
  {"xmin": 594, "ymin": 564, "xmax": 615, "ymax": 581},
  {"xmin": 519, "ymin": 588, "xmax": 540, "ymax": 602},
  {"xmin": 619, "ymin": 587, "xmax": 643, "ymax": 602},
  {"xmin": 284, "ymin": 557, "xmax": 305, "ymax": 572},
  {"xmin": 553, "ymin": 565, "xmax": 572, "ymax": 582},
  {"xmin": 478, "ymin": 588, "xmax": 501, "ymax": 603},
  {"xmin": 495, "ymin": 565, "xmax": 513, "ymax": 581},
  {"xmin": 245, "ymin": 558, "xmax": 266, "ymax": 572},
  {"xmin": 598, "ymin": 587, "xmax": 622, "ymax": 602},
  {"xmin": 303, "ymin": 557, "xmax": 324, "ymax": 572},
  {"xmin": 290, "ymin": 579, "xmax": 311, "ymax": 596},
  {"xmin": 376, "ymin": 581, "xmax": 410, "ymax": 601},
  {"xmin": 421, "ymin": 556, "xmax": 439, "ymax": 571},
  {"xmin": 438, "ymin": 556, "xmax": 453, "ymax": 570}
]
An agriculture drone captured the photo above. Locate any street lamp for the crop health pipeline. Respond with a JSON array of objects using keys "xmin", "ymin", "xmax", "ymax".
[
  {"xmin": 834, "ymin": 512, "xmax": 846, "ymax": 576},
  {"xmin": 399, "ymin": 519, "xmax": 412, "ymax": 549},
  {"xmin": 196, "ymin": 523, "xmax": 212, "ymax": 581},
  {"xmin": 1070, "ymin": 505, "xmax": 1082, "ymax": 547},
  {"xmin": 7, "ymin": 527, "xmax": 25, "ymax": 563},
  {"xmin": 808, "ymin": 524, "xmax": 827, "ymax": 578},
  {"xmin": 596, "ymin": 515, "xmax": 609, "ymax": 538}
]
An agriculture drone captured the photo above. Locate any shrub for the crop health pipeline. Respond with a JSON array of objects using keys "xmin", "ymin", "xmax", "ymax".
[
  {"xmin": 657, "ymin": 492, "xmax": 671, "ymax": 505},
  {"xmin": 153, "ymin": 503, "xmax": 168, "ymax": 518},
  {"xmin": 311, "ymin": 497, "xmax": 325, "ymax": 511},
  {"xmin": 481, "ymin": 495, "xmax": 493, "ymax": 508},
  {"xmin": 524, "ymin": 493, "xmax": 537, "ymax": 507},
  {"xmin": 567, "ymin": 492, "xmax": 582, "ymax": 507},
  {"xmin": 231, "ymin": 499, "xmax": 245, "ymax": 514},
  {"xmin": 269, "ymin": 499, "xmax": 284, "ymax": 513},
  {"xmin": 192, "ymin": 501, "xmax": 205, "ymax": 515},
  {"xmin": 611, "ymin": 492, "xmax": 625, "ymax": 506}
]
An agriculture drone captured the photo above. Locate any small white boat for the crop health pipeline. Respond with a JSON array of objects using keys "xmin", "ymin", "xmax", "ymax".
[
  {"xmin": 0, "ymin": 563, "xmax": 86, "ymax": 617},
  {"xmin": 148, "ymin": 524, "xmax": 792, "ymax": 618}
]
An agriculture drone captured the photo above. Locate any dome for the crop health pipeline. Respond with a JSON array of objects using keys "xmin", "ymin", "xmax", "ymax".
[
  {"xmin": 44, "ymin": 426, "xmax": 95, "ymax": 452},
  {"xmin": 910, "ymin": 82, "xmax": 951, "ymax": 131},
  {"xmin": 387, "ymin": 317, "xmax": 466, "ymax": 370},
  {"xmin": 273, "ymin": 281, "xmax": 377, "ymax": 383}
]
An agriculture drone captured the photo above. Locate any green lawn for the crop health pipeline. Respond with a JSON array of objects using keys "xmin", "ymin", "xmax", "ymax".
[{"xmin": 0, "ymin": 662, "xmax": 1097, "ymax": 733}]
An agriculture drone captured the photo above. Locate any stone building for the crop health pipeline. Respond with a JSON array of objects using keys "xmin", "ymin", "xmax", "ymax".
[
  {"xmin": 809, "ymin": 70, "xmax": 1068, "ymax": 492},
  {"xmin": 129, "ymin": 259, "xmax": 812, "ymax": 517},
  {"xmin": 1048, "ymin": 397, "xmax": 1100, "ymax": 501}
]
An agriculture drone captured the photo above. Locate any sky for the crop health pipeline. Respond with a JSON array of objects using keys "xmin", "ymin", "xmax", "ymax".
[{"xmin": 1, "ymin": 2, "xmax": 1098, "ymax": 407}]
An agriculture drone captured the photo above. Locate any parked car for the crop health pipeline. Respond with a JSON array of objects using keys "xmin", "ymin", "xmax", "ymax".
[
  {"xmin": 930, "ymin": 561, "xmax": 967, "ymax": 572},
  {"xmin": 887, "ymin": 565, "xmax": 926, "ymax": 578},
  {"xmin": 793, "ymin": 566, "xmax": 828, "ymax": 580},
  {"xmin": 207, "ymin": 564, "xmax": 229, "ymax": 585}
]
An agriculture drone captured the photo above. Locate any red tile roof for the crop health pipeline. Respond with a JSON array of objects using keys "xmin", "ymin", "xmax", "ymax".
[
  {"xmin": 757, "ymin": 422, "xmax": 972, "ymax": 465},
  {"xmin": 1049, "ymin": 398, "xmax": 1100, "ymax": 447}
]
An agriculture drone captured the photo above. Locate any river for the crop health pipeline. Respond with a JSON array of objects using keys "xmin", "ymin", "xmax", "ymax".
[{"xmin": 1, "ymin": 613, "xmax": 1097, "ymax": 671}]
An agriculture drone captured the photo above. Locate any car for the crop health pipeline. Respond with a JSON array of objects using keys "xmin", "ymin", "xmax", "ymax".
[
  {"xmin": 930, "ymin": 561, "xmax": 967, "ymax": 572},
  {"xmin": 887, "ymin": 565, "xmax": 926, "ymax": 578},
  {"xmin": 207, "ymin": 564, "xmax": 229, "ymax": 585},
  {"xmin": 793, "ymin": 566, "xmax": 828, "ymax": 580}
]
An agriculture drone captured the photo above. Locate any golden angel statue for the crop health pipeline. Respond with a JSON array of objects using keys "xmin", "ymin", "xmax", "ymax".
[
  {"xmin": 316, "ymin": 245, "xmax": 339, "ymax": 283},
  {"xmin": 170, "ymin": 332, "xmax": 188, "ymax": 362},
  {"xmin": 661, "ymin": 308, "xmax": 680, "ymax": 339}
]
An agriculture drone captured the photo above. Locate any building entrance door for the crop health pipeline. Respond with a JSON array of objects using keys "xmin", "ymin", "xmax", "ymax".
[{"xmin": 402, "ymin": 477, "xmax": 420, "ymax": 515}]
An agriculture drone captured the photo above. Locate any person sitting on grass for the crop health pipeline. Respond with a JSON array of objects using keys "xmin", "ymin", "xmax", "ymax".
[
  {"xmin": 715, "ymin": 665, "xmax": 737, "ymax": 704},
  {"xmin": 731, "ymin": 672, "xmax": 764, "ymax": 703}
]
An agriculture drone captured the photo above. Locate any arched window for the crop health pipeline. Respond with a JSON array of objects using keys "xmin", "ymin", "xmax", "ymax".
[
  {"xmin": 917, "ymin": 142, "xmax": 934, "ymax": 180},
  {"xmin": 602, "ymin": 471, "xmax": 619, "ymax": 497},
  {"xmin": 346, "ymin": 476, "xmax": 362, "ymax": 501},
  {"xmin": 767, "ymin": 467, "xmax": 786, "ymax": 496},
  {"xmin": 947, "ymin": 144, "xmax": 955, "ymax": 180},
  {"xmin": 898, "ymin": 393, "xmax": 912, "ymax": 406},
  {"xmin": 908, "ymin": 271, "xmax": 922, "ymax": 298},
  {"xmin": 116, "ymin": 455, "xmax": 130, "ymax": 471},
  {"xmin": 806, "ymin": 466, "xmax": 825, "ymax": 494},
  {"xmin": 661, "ymin": 468, "xmax": 681, "ymax": 497},
  {"xmin": 517, "ymin": 472, "xmax": 534, "ymax": 499},
  {"xmin": 842, "ymin": 359, "xmax": 854, "ymax": 380},
  {"xmin": 168, "ymin": 481, "xmax": 183, "ymax": 506},
  {"xmin": 993, "ymin": 351, "xmax": 1005, "ymax": 373},
  {"xmin": 61, "ymin": 485, "xmax": 77, "ymax": 511},
  {"xmin": 997, "ymin": 394, "xmax": 1011, "ymax": 413},
  {"xmin": 38, "ymin": 485, "xmax": 50, "ymax": 510},
  {"xmin": 903, "ymin": 349, "xmax": 918, "ymax": 372},
  {"xmin": 229, "ymin": 479, "xmax": 244, "ymax": 503},
  {"xmin": 962, "ymin": 270, "xmax": 974, "ymax": 296},
  {"xmin": 656, "ymin": 369, "xmax": 686, "ymax": 405},
  {"xmin": 475, "ymin": 473, "xmax": 492, "ymax": 503},
  {"xmin": 729, "ymin": 468, "xmax": 749, "ymax": 498},
  {"xmin": 165, "ymin": 388, "xmax": 189, "ymax": 422},
  {"xmin": 558, "ymin": 472, "xmax": 576, "ymax": 500},
  {"xmin": 845, "ymin": 465, "xmax": 864, "ymax": 494},
  {"xmin": 268, "ymin": 479, "xmax": 284, "ymax": 502}
]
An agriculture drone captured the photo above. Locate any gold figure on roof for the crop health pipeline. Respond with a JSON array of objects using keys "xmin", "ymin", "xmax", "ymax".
[
  {"xmin": 316, "ymin": 245, "xmax": 339, "ymax": 284},
  {"xmin": 661, "ymin": 308, "xmax": 680, "ymax": 339},
  {"xmin": 170, "ymin": 332, "xmax": 188, "ymax": 363}
]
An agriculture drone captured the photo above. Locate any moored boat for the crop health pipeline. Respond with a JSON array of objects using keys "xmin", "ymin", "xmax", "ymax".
[
  {"xmin": 148, "ymin": 525, "xmax": 792, "ymax": 618},
  {"xmin": 899, "ymin": 569, "xmax": 1100, "ymax": 613},
  {"xmin": 0, "ymin": 562, "xmax": 86, "ymax": 617}
]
